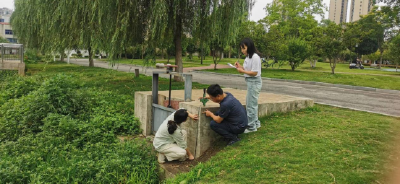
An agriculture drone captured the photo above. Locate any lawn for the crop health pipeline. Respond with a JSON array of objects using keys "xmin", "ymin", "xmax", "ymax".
[
  {"xmin": 169, "ymin": 105, "xmax": 400, "ymax": 184},
  {"xmin": 203, "ymin": 67, "xmax": 400, "ymax": 90},
  {"xmin": 26, "ymin": 62, "xmax": 209, "ymax": 97}
]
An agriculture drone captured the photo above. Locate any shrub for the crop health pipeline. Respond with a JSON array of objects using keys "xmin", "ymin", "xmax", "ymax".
[{"xmin": 0, "ymin": 73, "xmax": 156, "ymax": 183}]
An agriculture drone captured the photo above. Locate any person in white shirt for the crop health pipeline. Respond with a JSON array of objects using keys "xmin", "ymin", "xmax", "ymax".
[
  {"xmin": 235, "ymin": 38, "xmax": 262, "ymax": 133},
  {"xmin": 153, "ymin": 109, "xmax": 198, "ymax": 163}
]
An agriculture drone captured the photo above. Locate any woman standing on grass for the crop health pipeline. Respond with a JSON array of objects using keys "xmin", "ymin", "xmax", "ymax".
[
  {"xmin": 235, "ymin": 38, "xmax": 262, "ymax": 133},
  {"xmin": 153, "ymin": 109, "xmax": 198, "ymax": 163}
]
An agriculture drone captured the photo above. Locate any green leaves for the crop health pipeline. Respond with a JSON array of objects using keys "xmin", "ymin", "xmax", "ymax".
[{"xmin": 287, "ymin": 37, "xmax": 310, "ymax": 71}]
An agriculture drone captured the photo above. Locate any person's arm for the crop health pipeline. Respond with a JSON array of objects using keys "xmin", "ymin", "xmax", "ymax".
[
  {"xmin": 203, "ymin": 109, "xmax": 224, "ymax": 123},
  {"xmin": 187, "ymin": 112, "xmax": 199, "ymax": 120},
  {"xmin": 172, "ymin": 129, "xmax": 187, "ymax": 149},
  {"xmin": 237, "ymin": 69, "xmax": 258, "ymax": 76}
]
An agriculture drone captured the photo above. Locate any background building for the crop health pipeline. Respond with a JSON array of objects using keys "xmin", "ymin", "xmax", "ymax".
[
  {"xmin": 329, "ymin": 0, "xmax": 348, "ymax": 24},
  {"xmin": 349, "ymin": 0, "xmax": 374, "ymax": 22},
  {"xmin": 0, "ymin": 7, "xmax": 17, "ymax": 43}
]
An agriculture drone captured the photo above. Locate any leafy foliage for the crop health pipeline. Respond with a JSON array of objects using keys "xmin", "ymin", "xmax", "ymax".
[
  {"xmin": 287, "ymin": 38, "xmax": 310, "ymax": 71},
  {"xmin": 0, "ymin": 73, "xmax": 157, "ymax": 183}
]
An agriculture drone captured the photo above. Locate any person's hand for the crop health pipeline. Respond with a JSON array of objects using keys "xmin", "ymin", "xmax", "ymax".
[
  {"xmin": 235, "ymin": 62, "xmax": 242, "ymax": 68},
  {"xmin": 202, "ymin": 109, "xmax": 213, "ymax": 117},
  {"xmin": 198, "ymin": 96, "xmax": 209, "ymax": 100},
  {"xmin": 237, "ymin": 68, "xmax": 245, "ymax": 73},
  {"xmin": 189, "ymin": 113, "xmax": 199, "ymax": 120}
]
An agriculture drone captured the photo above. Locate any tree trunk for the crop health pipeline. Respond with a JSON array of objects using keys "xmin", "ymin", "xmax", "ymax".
[
  {"xmin": 378, "ymin": 50, "xmax": 383, "ymax": 69},
  {"xmin": 396, "ymin": 63, "xmax": 398, "ymax": 72},
  {"xmin": 88, "ymin": 47, "xmax": 94, "ymax": 67},
  {"xmin": 174, "ymin": 11, "xmax": 183, "ymax": 81},
  {"xmin": 60, "ymin": 51, "xmax": 65, "ymax": 62},
  {"xmin": 141, "ymin": 45, "xmax": 144, "ymax": 59},
  {"xmin": 330, "ymin": 58, "xmax": 336, "ymax": 74},
  {"xmin": 67, "ymin": 50, "xmax": 71, "ymax": 64},
  {"xmin": 229, "ymin": 47, "xmax": 231, "ymax": 58},
  {"xmin": 167, "ymin": 54, "xmax": 170, "ymax": 63},
  {"xmin": 161, "ymin": 49, "xmax": 164, "ymax": 59},
  {"xmin": 201, "ymin": 46, "xmax": 203, "ymax": 65},
  {"xmin": 290, "ymin": 62, "xmax": 295, "ymax": 71}
]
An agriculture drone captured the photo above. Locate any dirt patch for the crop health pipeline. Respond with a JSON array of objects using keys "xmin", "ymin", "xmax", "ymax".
[{"xmin": 160, "ymin": 139, "xmax": 226, "ymax": 178}]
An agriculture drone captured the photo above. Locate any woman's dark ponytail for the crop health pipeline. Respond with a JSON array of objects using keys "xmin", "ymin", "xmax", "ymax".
[
  {"xmin": 167, "ymin": 109, "xmax": 189, "ymax": 134},
  {"xmin": 167, "ymin": 120, "xmax": 178, "ymax": 134}
]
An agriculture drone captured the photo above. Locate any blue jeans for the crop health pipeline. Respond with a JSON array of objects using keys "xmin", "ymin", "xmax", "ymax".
[{"xmin": 245, "ymin": 77, "xmax": 262, "ymax": 130}]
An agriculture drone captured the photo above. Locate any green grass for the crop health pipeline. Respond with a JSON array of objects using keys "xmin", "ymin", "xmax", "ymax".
[
  {"xmin": 26, "ymin": 62, "xmax": 209, "ymax": 97},
  {"xmin": 203, "ymin": 67, "xmax": 400, "ymax": 90},
  {"xmin": 281, "ymin": 61, "xmax": 400, "ymax": 76},
  {"xmin": 169, "ymin": 105, "xmax": 400, "ymax": 183}
]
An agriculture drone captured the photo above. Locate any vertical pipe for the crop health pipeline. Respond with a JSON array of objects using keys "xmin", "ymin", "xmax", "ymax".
[
  {"xmin": 152, "ymin": 72, "xmax": 159, "ymax": 105},
  {"xmin": 168, "ymin": 74, "xmax": 172, "ymax": 108},
  {"xmin": 184, "ymin": 74, "xmax": 192, "ymax": 102}
]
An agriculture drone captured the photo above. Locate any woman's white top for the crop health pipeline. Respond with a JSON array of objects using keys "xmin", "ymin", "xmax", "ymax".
[
  {"xmin": 153, "ymin": 111, "xmax": 187, "ymax": 151},
  {"xmin": 243, "ymin": 53, "xmax": 262, "ymax": 77}
]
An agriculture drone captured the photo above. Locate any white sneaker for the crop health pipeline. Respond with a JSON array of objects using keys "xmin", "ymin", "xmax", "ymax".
[
  {"xmin": 256, "ymin": 124, "xmax": 261, "ymax": 129},
  {"xmin": 157, "ymin": 153, "xmax": 166, "ymax": 164},
  {"xmin": 244, "ymin": 129, "xmax": 257, "ymax": 134}
]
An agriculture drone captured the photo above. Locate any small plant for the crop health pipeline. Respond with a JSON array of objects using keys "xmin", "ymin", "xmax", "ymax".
[{"xmin": 200, "ymin": 88, "xmax": 209, "ymax": 106}]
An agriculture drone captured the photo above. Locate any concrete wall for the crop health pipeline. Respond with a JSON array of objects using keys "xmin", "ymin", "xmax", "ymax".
[{"xmin": 0, "ymin": 62, "xmax": 25, "ymax": 76}]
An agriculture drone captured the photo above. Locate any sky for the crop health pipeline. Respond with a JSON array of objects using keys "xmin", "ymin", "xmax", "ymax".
[{"xmin": 0, "ymin": 0, "xmax": 386, "ymax": 22}]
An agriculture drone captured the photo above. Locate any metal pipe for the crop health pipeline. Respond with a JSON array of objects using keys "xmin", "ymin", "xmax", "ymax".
[{"xmin": 168, "ymin": 74, "xmax": 172, "ymax": 108}]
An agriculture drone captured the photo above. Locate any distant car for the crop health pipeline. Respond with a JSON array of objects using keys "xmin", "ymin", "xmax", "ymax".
[{"xmin": 349, "ymin": 63, "xmax": 364, "ymax": 69}]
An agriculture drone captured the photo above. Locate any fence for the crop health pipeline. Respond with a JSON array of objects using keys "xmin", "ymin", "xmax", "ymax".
[
  {"xmin": 1, "ymin": 43, "xmax": 24, "ymax": 63},
  {"xmin": 0, "ymin": 43, "xmax": 25, "ymax": 76}
]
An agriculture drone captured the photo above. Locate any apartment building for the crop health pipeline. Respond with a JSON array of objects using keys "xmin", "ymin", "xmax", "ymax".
[
  {"xmin": 349, "ymin": 0, "xmax": 374, "ymax": 22},
  {"xmin": 329, "ymin": 0, "xmax": 349, "ymax": 24},
  {"xmin": 0, "ymin": 7, "xmax": 17, "ymax": 43}
]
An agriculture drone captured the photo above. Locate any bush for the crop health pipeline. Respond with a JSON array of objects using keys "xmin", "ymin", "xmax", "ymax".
[
  {"xmin": 0, "ymin": 74, "xmax": 156, "ymax": 183},
  {"xmin": 317, "ymin": 58, "xmax": 324, "ymax": 62}
]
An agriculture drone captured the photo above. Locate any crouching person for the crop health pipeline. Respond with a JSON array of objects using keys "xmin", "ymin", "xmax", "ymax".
[
  {"xmin": 153, "ymin": 109, "xmax": 198, "ymax": 164},
  {"xmin": 202, "ymin": 84, "xmax": 248, "ymax": 146}
]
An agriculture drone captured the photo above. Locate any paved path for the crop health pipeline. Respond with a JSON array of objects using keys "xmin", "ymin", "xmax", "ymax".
[{"xmin": 67, "ymin": 59, "xmax": 400, "ymax": 117}]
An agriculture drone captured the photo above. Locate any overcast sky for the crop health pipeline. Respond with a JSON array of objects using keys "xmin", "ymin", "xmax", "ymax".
[{"xmin": 0, "ymin": 0, "xmax": 386, "ymax": 22}]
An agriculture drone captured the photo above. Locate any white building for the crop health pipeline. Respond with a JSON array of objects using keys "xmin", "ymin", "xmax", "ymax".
[
  {"xmin": 0, "ymin": 7, "xmax": 17, "ymax": 43},
  {"xmin": 329, "ymin": 0, "xmax": 348, "ymax": 24}
]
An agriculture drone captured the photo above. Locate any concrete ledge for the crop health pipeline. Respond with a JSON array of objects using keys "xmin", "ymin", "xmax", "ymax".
[
  {"xmin": 192, "ymin": 70, "xmax": 400, "ymax": 95},
  {"xmin": 0, "ymin": 62, "xmax": 25, "ymax": 76}
]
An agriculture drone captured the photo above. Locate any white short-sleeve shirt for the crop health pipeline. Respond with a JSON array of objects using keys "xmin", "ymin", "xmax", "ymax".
[{"xmin": 243, "ymin": 53, "xmax": 262, "ymax": 77}]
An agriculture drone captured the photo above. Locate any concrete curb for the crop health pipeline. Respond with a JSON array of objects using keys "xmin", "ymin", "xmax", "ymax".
[{"xmin": 191, "ymin": 70, "xmax": 400, "ymax": 95}]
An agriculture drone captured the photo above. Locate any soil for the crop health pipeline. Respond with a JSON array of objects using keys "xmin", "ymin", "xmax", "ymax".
[{"xmin": 160, "ymin": 139, "xmax": 226, "ymax": 177}]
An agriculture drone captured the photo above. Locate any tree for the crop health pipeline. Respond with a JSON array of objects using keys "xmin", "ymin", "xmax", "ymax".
[
  {"xmin": 321, "ymin": 21, "xmax": 346, "ymax": 74},
  {"xmin": 148, "ymin": 0, "xmax": 253, "ymax": 80},
  {"xmin": 186, "ymin": 38, "xmax": 197, "ymax": 61},
  {"xmin": 387, "ymin": 34, "xmax": 400, "ymax": 72},
  {"xmin": 0, "ymin": 36, "xmax": 8, "ymax": 43},
  {"xmin": 12, "ymin": 0, "xmax": 150, "ymax": 66},
  {"xmin": 265, "ymin": 0, "xmax": 324, "ymax": 38},
  {"xmin": 287, "ymin": 37, "xmax": 310, "ymax": 71},
  {"xmin": 360, "ymin": 6, "xmax": 399, "ymax": 69}
]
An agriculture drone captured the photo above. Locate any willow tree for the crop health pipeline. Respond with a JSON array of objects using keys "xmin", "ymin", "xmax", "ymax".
[
  {"xmin": 12, "ymin": 0, "xmax": 150, "ymax": 67},
  {"xmin": 148, "ymin": 0, "xmax": 253, "ymax": 78}
]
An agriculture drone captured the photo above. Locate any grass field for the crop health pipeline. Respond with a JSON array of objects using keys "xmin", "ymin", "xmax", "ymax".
[{"xmin": 169, "ymin": 105, "xmax": 400, "ymax": 184}]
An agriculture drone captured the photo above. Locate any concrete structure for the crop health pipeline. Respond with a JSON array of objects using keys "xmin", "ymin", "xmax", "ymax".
[
  {"xmin": 349, "ymin": 0, "xmax": 374, "ymax": 22},
  {"xmin": 135, "ymin": 88, "xmax": 314, "ymax": 158},
  {"xmin": 329, "ymin": 0, "xmax": 348, "ymax": 24}
]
